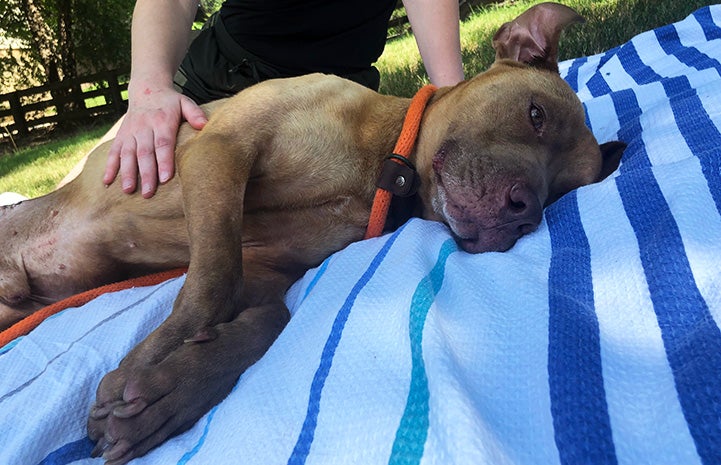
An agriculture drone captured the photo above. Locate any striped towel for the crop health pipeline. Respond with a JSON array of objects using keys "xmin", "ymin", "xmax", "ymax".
[{"xmin": 2, "ymin": 5, "xmax": 721, "ymax": 464}]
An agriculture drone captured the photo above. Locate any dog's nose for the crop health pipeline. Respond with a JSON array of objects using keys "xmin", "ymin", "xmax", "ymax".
[{"xmin": 506, "ymin": 183, "xmax": 542, "ymax": 234}]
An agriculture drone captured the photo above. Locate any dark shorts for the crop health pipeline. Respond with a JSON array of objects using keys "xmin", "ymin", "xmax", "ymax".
[{"xmin": 174, "ymin": 14, "xmax": 381, "ymax": 104}]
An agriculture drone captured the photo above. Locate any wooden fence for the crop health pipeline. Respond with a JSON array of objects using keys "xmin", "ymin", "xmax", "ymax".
[{"xmin": 0, "ymin": 68, "xmax": 129, "ymax": 143}]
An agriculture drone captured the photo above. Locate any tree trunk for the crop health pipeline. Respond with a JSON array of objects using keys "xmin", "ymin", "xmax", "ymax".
[
  {"xmin": 20, "ymin": 0, "xmax": 81, "ymax": 127},
  {"xmin": 20, "ymin": 0, "xmax": 59, "ymax": 83},
  {"xmin": 57, "ymin": 0, "xmax": 77, "ymax": 80},
  {"xmin": 55, "ymin": 0, "xmax": 83, "ymax": 121}
]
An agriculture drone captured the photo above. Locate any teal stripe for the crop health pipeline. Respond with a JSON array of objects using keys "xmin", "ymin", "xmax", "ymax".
[
  {"xmin": 301, "ymin": 257, "xmax": 331, "ymax": 302},
  {"xmin": 389, "ymin": 239, "xmax": 457, "ymax": 465}
]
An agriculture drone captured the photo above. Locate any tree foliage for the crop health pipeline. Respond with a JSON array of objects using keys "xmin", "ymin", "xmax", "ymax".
[{"xmin": 0, "ymin": 0, "xmax": 134, "ymax": 91}]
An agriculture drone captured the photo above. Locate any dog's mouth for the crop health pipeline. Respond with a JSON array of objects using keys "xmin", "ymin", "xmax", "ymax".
[
  {"xmin": 432, "ymin": 163, "xmax": 542, "ymax": 254},
  {"xmin": 450, "ymin": 218, "xmax": 538, "ymax": 253}
]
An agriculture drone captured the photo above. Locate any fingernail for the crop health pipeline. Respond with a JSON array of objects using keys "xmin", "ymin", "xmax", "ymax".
[
  {"xmin": 159, "ymin": 171, "xmax": 171, "ymax": 183},
  {"xmin": 142, "ymin": 183, "xmax": 152, "ymax": 196},
  {"xmin": 122, "ymin": 180, "xmax": 134, "ymax": 191}
]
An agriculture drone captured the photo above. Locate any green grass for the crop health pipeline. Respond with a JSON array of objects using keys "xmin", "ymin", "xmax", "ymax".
[
  {"xmin": 378, "ymin": 0, "xmax": 716, "ymax": 96},
  {"xmin": 1, "ymin": 0, "xmax": 716, "ymax": 196},
  {"xmin": 0, "ymin": 123, "xmax": 112, "ymax": 197}
]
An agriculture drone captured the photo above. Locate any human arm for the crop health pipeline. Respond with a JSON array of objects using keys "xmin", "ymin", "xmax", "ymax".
[
  {"xmin": 402, "ymin": 0, "xmax": 465, "ymax": 87},
  {"xmin": 103, "ymin": 0, "xmax": 208, "ymax": 198}
]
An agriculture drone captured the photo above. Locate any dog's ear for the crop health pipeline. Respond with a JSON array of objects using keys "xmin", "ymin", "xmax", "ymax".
[
  {"xmin": 597, "ymin": 141, "xmax": 627, "ymax": 181},
  {"xmin": 492, "ymin": 2, "xmax": 584, "ymax": 73}
]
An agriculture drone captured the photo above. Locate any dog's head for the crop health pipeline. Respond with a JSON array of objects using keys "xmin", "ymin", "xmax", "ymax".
[{"xmin": 417, "ymin": 2, "xmax": 624, "ymax": 253}]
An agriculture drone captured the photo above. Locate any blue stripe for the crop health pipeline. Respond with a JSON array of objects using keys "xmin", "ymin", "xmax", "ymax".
[
  {"xmin": 609, "ymin": 36, "xmax": 721, "ymax": 459},
  {"xmin": 616, "ymin": 166, "xmax": 721, "ymax": 464},
  {"xmin": 701, "ymin": 151, "xmax": 721, "ymax": 216},
  {"xmin": 583, "ymin": 47, "xmax": 621, "ymax": 98},
  {"xmin": 546, "ymin": 192, "xmax": 617, "ymax": 465},
  {"xmin": 647, "ymin": 17, "xmax": 721, "ymax": 215},
  {"xmin": 695, "ymin": 7, "xmax": 721, "ymax": 42},
  {"xmin": 608, "ymin": 37, "xmax": 721, "ymax": 459},
  {"xmin": 618, "ymin": 41, "xmax": 662, "ymax": 85},
  {"xmin": 650, "ymin": 17, "xmax": 721, "ymax": 216},
  {"xmin": 596, "ymin": 45, "xmax": 622, "ymax": 70},
  {"xmin": 655, "ymin": 23, "xmax": 721, "ymax": 73},
  {"xmin": 301, "ymin": 257, "xmax": 331, "ymax": 302},
  {"xmin": 388, "ymin": 239, "xmax": 456, "ymax": 465},
  {"xmin": 612, "ymin": 89, "xmax": 649, "ymax": 173},
  {"xmin": 0, "ymin": 280, "xmax": 178, "ymax": 405},
  {"xmin": 37, "ymin": 437, "xmax": 94, "ymax": 465},
  {"xmin": 586, "ymin": 72, "xmax": 613, "ymax": 98},
  {"xmin": 0, "ymin": 336, "xmax": 21, "ymax": 355},
  {"xmin": 176, "ymin": 401, "xmax": 220, "ymax": 465},
  {"xmin": 661, "ymin": 75, "xmax": 721, "ymax": 216},
  {"xmin": 562, "ymin": 55, "xmax": 587, "ymax": 92},
  {"xmin": 287, "ymin": 224, "xmax": 408, "ymax": 465}
]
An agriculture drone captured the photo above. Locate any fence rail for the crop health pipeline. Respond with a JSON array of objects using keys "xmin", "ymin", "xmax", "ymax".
[{"xmin": 0, "ymin": 68, "xmax": 129, "ymax": 143}]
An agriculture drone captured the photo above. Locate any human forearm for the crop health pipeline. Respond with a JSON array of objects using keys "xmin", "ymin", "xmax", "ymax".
[
  {"xmin": 402, "ymin": 0, "xmax": 464, "ymax": 87},
  {"xmin": 128, "ymin": 0, "xmax": 199, "ymax": 98},
  {"xmin": 104, "ymin": 0, "xmax": 205, "ymax": 197}
]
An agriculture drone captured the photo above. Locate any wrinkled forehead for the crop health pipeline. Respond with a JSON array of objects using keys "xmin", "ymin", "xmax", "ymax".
[
  {"xmin": 472, "ymin": 62, "xmax": 582, "ymax": 110},
  {"xmin": 444, "ymin": 64, "xmax": 589, "ymax": 139}
]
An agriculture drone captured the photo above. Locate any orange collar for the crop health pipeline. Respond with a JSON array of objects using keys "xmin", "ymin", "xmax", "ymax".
[{"xmin": 364, "ymin": 84, "xmax": 437, "ymax": 239}]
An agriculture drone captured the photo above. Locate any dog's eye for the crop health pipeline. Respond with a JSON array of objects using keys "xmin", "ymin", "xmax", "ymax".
[{"xmin": 529, "ymin": 104, "xmax": 545, "ymax": 132}]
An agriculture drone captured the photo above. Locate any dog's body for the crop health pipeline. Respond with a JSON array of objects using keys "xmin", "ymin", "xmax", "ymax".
[{"xmin": 0, "ymin": 4, "xmax": 623, "ymax": 463}]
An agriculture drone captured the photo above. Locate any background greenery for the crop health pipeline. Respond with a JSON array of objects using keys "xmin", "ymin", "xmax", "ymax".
[
  {"xmin": 378, "ymin": 0, "xmax": 717, "ymax": 96},
  {"xmin": 0, "ymin": 0, "xmax": 717, "ymax": 198},
  {"xmin": 0, "ymin": 0, "xmax": 134, "ymax": 90}
]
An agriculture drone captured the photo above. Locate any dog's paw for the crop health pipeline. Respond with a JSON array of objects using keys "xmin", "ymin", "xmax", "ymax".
[
  {"xmin": 86, "ymin": 331, "xmax": 238, "ymax": 465},
  {"xmin": 87, "ymin": 367, "xmax": 188, "ymax": 464}
]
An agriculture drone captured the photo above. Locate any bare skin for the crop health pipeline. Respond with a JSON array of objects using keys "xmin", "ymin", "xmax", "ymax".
[
  {"xmin": 103, "ymin": 0, "xmax": 464, "ymax": 198},
  {"xmin": 0, "ymin": 4, "xmax": 625, "ymax": 464}
]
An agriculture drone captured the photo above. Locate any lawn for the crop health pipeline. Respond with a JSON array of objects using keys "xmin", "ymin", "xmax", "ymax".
[
  {"xmin": 0, "ymin": 123, "xmax": 113, "ymax": 198},
  {"xmin": 1, "ymin": 0, "xmax": 715, "ymax": 198},
  {"xmin": 377, "ymin": 0, "xmax": 716, "ymax": 96}
]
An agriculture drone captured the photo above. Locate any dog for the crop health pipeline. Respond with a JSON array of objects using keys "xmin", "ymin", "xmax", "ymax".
[{"xmin": 0, "ymin": 3, "xmax": 624, "ymax": 463}]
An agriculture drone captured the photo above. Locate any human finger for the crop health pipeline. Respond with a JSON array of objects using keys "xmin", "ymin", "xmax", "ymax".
[
  {"xmin": 104, "ymin": 139, "xmax": 123, "ymax": 186},
  {"xmin": 134, "ymin": 128, "xmax": 159, "ymax": 198},
  {"xmin": 118, "ymin": 136, "xmax": 140, "ymax": 194}
]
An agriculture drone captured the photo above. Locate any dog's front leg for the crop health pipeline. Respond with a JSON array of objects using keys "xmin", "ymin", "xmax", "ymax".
[
  {"xmin": 89, "ymin": 298, "xmax": 290, "ymax": 465},
  {"xmin": 88, "ymin": 130, "xmax": 265, "ymax": 462}
]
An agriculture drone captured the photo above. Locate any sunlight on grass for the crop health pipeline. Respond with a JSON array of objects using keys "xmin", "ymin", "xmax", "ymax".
[
  {"xmin": 379, "ymin": 0, "xmax": 712, "ymax": 95},
  {"xmin": 0, "ymin": 124, "xmax": 112, "ymax": 198}
]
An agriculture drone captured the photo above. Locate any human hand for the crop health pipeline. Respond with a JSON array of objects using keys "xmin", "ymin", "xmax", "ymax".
[{"xmin": 103, "ymin": 87, "xmax": 208, "ymax": 198}]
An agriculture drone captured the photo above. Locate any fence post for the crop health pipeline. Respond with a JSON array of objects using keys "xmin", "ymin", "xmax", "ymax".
[
  {"xmin": 108, "ymin": 72, "xmax": 125, "ymax": 113},
  {"xmin": 8, "ymin": 92, "xmax": 29, "ymax": 137}
]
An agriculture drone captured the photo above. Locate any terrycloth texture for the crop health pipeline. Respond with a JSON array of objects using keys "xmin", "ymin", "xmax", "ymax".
[
  {"xmin": 2, "ymin": 6, "xmax": 721, "ymax": 464},
  {"xmin": 0, "ymin": 268, "xmax": 188, "ymax": 347}
]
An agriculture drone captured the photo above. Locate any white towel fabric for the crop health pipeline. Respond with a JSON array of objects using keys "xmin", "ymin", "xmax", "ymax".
[
  {"xmin": 2, "ymin": 6, "xmax": 721, "ymax": 465},
  {"xmin": 0, "ymin": 192, "xmax": 28, "ymax": 206}
]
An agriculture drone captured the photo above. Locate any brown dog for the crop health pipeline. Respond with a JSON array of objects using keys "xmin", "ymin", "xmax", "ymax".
[{"xmin": 0, "ymin": 3, "xmax": 623, "ymax": 463}]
